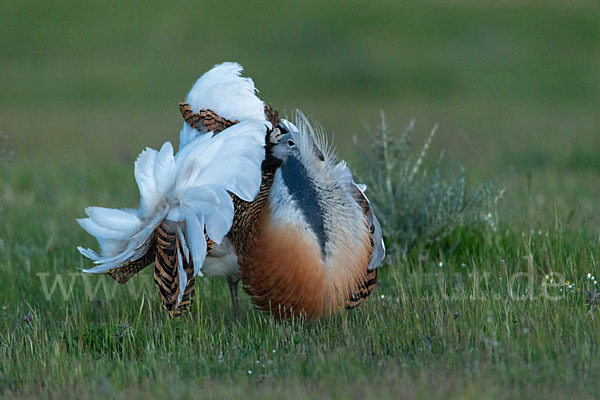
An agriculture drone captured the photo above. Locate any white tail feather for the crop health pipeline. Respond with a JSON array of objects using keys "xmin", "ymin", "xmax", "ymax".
[
  {"xmin": 179, "ymin": 62, "xmax": 267, "ymax": 149},
  {"xmin": 79, "ymin": 63, "xmax": 268, "ymax": 296},
  {"xmin": 186, "ymin": 62, "xmax": 265, "ymax": 122},
  {"xmin": 79, "ymin": 121, "xmax": 267, "ymax": 277}
]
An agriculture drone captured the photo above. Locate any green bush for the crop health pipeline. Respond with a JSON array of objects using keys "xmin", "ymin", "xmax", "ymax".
[{"xmin": 355, "ymin": 112, "xmax": 504, "ymax": 257}]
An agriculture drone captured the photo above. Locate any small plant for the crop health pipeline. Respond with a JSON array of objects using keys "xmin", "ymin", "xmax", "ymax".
[{"xmin": 355, "ymin": 112, "xmax": 503, "ymax": 258}]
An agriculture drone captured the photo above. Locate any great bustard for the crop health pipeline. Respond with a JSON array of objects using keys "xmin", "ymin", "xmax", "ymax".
[{"xmin": 77, "ymin": 62, "xmax": 385, "ymax": 319}]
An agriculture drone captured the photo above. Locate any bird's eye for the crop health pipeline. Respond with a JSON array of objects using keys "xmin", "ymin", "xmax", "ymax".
[{"xmin": 287, "ymin": 139, "xmax": 295, "ymax": 147}]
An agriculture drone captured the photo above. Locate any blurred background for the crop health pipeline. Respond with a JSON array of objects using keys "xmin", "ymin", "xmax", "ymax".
[{"xmin": 1, "ymin": 0, "xmax": 599, "ymax": 234}]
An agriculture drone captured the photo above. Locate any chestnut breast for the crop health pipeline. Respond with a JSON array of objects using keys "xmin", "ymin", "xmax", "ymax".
[{"xmin": 239, "ymin": 162, "xmax": 372, "ymax": 318}]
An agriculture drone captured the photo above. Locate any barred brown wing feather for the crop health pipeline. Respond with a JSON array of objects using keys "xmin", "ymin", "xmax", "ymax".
[
  {"xmin": 179, "ymin": 103, "xmax": 239, "ymax": 135},
  {"xmin": 345, "ymin": 185, "xmax": 379, "ymax": 309},
  {"xmin": 345, "ymin": 268, "xmax": 378, "ymax": 309},
  {"xmin": 230, "ymin": 173, "xmax": 283, "ymax": 314},
  {"xmin": 153, "ymin": 220, "xmax": 215, "ymax": 317},
  {"xmin": 264, "ymin": 104, "xmax": 280, "ymax": 127},
  {"xmin": 229, "ymin": 173, "xmax": 274, "ymax": 254},
  {"xmin": 106, "ymin": 240, "xmax": 156, "ymax": 283},
  {"xmin": 180, "ymin": 102, "xmax": 281, "ymax": 138}
]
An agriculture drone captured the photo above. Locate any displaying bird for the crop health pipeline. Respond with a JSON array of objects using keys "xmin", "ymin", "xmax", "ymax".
[{"xmin": 77, "ymin": 62, "xmax": 385, "ymax": 319}]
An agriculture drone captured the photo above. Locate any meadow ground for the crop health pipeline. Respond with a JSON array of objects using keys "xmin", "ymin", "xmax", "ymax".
[{"xmin": 1, "ymin": 1, "xmax": 599, "ymax": 398}]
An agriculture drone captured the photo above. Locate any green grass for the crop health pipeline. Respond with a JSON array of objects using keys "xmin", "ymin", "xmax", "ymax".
[
  {"xmin": 1, "ymin": 0, "xmax": 599, "ymax": 398},
  {"xmin": 2, "ymin": 222, "xmax": 600, "ymax": 399}
]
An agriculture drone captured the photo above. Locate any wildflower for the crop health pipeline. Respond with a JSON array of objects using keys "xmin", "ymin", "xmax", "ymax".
[{"xmin": 248, "ymin": 370, "xmax": 253, "ymax": 375}]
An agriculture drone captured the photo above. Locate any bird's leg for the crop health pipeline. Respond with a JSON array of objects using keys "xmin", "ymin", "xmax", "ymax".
[{"xmin": 227, "ymin": 276, "xmax": 240, "ymax": 321}]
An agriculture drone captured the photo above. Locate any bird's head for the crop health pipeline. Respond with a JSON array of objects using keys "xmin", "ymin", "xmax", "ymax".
[
  {"xmin": 270, "ymin": 112, "xmax": 332, "ymax": 176},
  {"xmin": 271, "ymin": 131, "xmax": 325, "ymax": 164}
]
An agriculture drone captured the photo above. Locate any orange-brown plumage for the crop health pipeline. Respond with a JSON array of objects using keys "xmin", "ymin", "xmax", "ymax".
[
  {"xmin": 241, "ymin": 212, "xmax": 328, "ymax": 318},
  {"xmin": 241, "ymin": 207, "xmax": 372, "ymax": 319}
]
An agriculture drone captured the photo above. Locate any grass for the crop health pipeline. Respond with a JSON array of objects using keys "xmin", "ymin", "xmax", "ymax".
[
  {"xmin": 1, "ymin": 0, "xmax": 599, "ymax": 398},
  {"xmin": 2, "ymin": 224, "xmax": 600, "ymax": 398}
]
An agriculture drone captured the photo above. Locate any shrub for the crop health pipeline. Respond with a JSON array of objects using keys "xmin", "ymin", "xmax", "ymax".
[{"xmin": 354, "ymin": 112, "xmax": 504, "ymax": 258}]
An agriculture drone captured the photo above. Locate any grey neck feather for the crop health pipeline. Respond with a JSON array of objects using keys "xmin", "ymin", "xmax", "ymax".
[{"xmin": 280, "ymin": 155, "xmax": 328, "ymax": 258}]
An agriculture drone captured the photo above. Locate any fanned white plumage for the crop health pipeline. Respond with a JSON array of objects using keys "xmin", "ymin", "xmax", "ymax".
[
  {"xmin": 79, "ymin": 62, "xmax": 269, "ymax": 281},
  {"xmin": 78, "ymin": 120, "xmax": 267, "ymax": 276},
  {"xmin": 77, "ymin": 210, "xmax": 167, "ymax": 272},
  {"xmin": 136, "ymin": 142, "xmax": 177, "ymax": 216},
  {"xmin": 179, "ymin": 62, "xmax": 266, "ymax": 149},
  {"xmin": 186, "ymin": 62, "xmax": 265, "ymax": 121}
]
